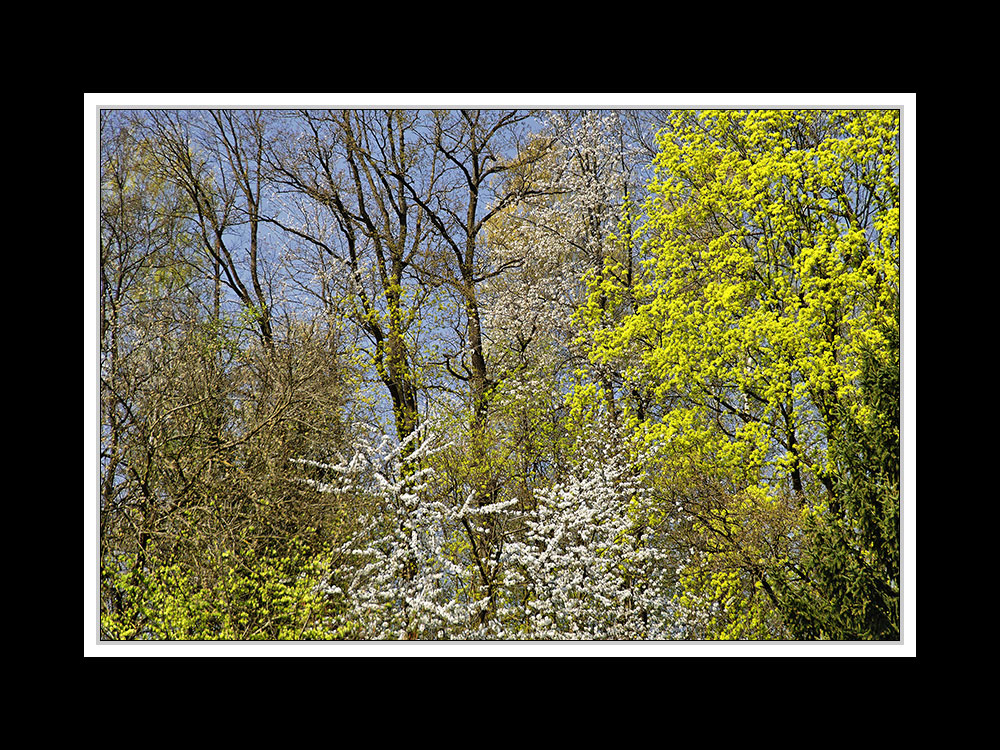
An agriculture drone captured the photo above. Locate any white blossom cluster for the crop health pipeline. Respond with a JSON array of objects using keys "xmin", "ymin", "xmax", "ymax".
[
  {"xmin": 301, "ymin": 419, "xmax": 685, "ymax": 640},
  {"xmin": 304, "ymin": 423, "xmax": 519, "ymax": 639},
  {"xmin": 482, "ymin": 111, "xmax": 636, "ymax": 378},
  {"xmin": 501, "ymin": 438, "xmax": 676, "ymax": 640}
]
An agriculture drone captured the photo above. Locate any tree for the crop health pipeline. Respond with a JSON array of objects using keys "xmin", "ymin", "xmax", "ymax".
[
  {"xmin": 135, "ymin": 110, "xmax": 280, "ymax": 353},
  {"xmin": 268, "ymin": 109, "xmax": 434, "ymax": 448},
  {"xmin": 584, "ymin": 109, "xmax": 900, "ymax": 638},
  {"xmin": 773, "ymin": 303, "xmax": 900, "ymax": 639},
  {"xmin": 100, "ymin": 110, "xmax": 203, "ymax": 574},
  {"xmin": 503, "ymin": 429, "xmax": 675, "ymax": 639},
  {"xmin": 99, "ymin": 111, "xmax": 364, "ymax": 640},
  {"xmin": 356, "ymin": 109, "xmax": 562, "ymax": 624},
  {"xmin": 468, "ymin": 110, "xmax": 658, "ymax": 532},
  {"xmin": 295, "ymin": 420, "xmax": 518, "ymax": 640}
]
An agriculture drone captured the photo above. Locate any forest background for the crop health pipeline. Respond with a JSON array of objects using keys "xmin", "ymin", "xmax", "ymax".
[{"xmin": 85, "ymin": 93, "xmax": 915, "ymax": 655}]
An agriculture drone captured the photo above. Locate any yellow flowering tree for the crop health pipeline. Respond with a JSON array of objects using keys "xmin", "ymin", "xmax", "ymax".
[{"xmin": 585, "ymin": 109, "xmax": 900, "ymax": 638}]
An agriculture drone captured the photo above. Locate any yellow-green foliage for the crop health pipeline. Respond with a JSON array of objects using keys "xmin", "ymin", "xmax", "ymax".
[
  {"xmin": 590, "ymin": 109, "xmax": 899, "ymax": 490},
  {"xmin": 675, "ymin": 561, "xmax": 774, "ymax": 640},
  {"xmin": 101, "ymin": 543, "xmax": 344, "ymax": 641},
  {"xmin": 583, "ymin": 110, "xmax": 899, "ymax": 637}
]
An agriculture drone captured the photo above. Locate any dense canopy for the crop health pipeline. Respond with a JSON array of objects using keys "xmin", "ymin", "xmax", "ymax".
[{"xmin": 93, "ymin": 104, "xmax": 907, "ymax": 646}]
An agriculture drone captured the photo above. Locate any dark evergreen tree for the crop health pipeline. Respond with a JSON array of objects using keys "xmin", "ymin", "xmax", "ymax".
[{"xmin": 777, "ymin": 305, "xmax": 901, "ymax": 640}]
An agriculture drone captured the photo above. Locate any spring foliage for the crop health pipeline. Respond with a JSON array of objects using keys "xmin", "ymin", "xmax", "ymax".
[
  {"xmin": 99, "ymin": 107, "xmax": 903, "ymax": 642},
  {"xmin": 582, "ymin": 109, "xmax": 900, "ymax": 638}
]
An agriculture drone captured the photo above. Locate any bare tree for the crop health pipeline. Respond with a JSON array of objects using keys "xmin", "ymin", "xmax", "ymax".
[
  {"xmin": 135, "ymin": 109, "xmax": 278, "ymax": 353},
  {"xmin": 268, "ymin": 109, "xmax": 438, "ymax": 448}
]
